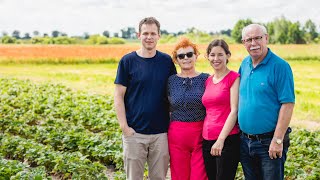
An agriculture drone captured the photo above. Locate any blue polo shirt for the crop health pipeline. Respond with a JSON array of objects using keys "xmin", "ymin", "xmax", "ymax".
[
  {"xmin": 114, "ymin": 51, "xmax": 176, "ymax": 134},
  {"xmin": 238, "ymin": 49, "xmax": 295, "ymax": 134}
]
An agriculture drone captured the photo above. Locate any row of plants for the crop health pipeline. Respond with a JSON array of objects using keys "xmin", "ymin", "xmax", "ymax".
[
  {"xmin": 1, "ymin": 78, "xmax": 319, "ymax": 179},
  {"xmin": 1, "ymin": 36, "xmax": 125, "ymax": 45},
  {"xmin": 1, "ymin": 117, "xmax": 122, "ymax": 167},
  {"xmin": 0, "ymin": 134, "xmax": 108, "ymax": 179},
  {"xmin": 0, "ymin": 78, "xmax": 124, "ymax": 179}
]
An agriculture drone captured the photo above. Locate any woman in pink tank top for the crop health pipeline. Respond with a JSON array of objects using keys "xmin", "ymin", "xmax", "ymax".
[{"xmin": 201, "ymin": 39, "xmax": 240, "ymax": 180}]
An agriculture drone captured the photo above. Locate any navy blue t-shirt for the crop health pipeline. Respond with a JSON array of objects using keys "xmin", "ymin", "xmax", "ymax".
[{"xmin": 114, "ymin": 51, "xmax": 177, "ymax": 134}]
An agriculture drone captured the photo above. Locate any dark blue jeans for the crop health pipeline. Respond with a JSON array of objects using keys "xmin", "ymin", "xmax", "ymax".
[{"xmin": 240, "ymin": 128, "xmax": 291, "ymax": 180}]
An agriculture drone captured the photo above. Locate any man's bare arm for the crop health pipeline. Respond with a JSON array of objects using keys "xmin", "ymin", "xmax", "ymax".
[
  {"xmin": 114, "ymin": 84, "xmax": 135, "ymax": 136},
  {"xmin": 269, "ymin": 103, "xmax": 294, "ymax": 159}
]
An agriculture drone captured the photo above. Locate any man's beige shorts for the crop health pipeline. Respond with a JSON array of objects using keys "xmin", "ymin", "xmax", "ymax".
[{"xmin": 122, "ymin": 132, "xmax": 170, "ymax": 180}]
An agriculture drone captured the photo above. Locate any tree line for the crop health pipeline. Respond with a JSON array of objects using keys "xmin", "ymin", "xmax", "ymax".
[{"xmin": 1, "ymin": 16, "xmax": 319, "ymax": 44}]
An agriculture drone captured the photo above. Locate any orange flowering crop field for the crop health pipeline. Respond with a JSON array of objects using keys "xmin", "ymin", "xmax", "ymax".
[
  {"xmin": 1, "ymin": 44, "xmax": 319, "ymax": 64},
  {"xmin": 0, "ymin": 44, "xmax": 248, "ymax": 63}
]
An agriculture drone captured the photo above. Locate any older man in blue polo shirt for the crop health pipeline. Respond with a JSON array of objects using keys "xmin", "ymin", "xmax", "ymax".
[{"xmin": 238, "ymin": 24, "xmax": 295, "ymax": 180}]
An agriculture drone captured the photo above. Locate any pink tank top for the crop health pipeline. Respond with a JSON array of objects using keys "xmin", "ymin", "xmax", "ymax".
[{"xmin": 202, "ymin": 71, "xmax": 240, "ymax": 140}]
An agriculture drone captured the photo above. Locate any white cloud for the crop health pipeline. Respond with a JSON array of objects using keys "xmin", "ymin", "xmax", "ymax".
[{"xmin": 0, "ymin": 0, "xmax": 319, "ymax": 36}]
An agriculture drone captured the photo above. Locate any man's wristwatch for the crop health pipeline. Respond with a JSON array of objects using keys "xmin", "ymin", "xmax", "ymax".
[{"xmin": 273, "ymin": 137, "xmax": 283, "ymax": 144}]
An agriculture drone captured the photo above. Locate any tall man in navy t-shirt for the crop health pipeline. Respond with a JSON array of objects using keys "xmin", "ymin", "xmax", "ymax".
[
  {"xmin": 238, "ymin": 24, "xmax": 295, "ymax": 180},
  {"xmin": 114, "ymin": 17, "xmax": 176, "ymax": 180}
]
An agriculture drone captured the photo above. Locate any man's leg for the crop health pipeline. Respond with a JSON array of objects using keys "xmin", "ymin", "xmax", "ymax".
[
  {"xmin": 240, "ymin": 134, "xmax": 258, "ymax": 180},
  {"xmin": 123, "ymin": 133, "xmax": 148, "ymax": 180},
  {"xmin": 147, "ymin": 133, "xmax": 170, "ymax": 180},
  {"xmin": 258, "ymin": 137, "xmax": 289, "ymax": 180}
]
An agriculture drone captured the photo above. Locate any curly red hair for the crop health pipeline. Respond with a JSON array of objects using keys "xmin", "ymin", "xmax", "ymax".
[{"xmin": 172, "ymin": 37, "xmax": 200, "ymax": 63}]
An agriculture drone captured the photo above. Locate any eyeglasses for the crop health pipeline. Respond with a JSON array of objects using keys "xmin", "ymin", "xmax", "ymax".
[
  {"xmin": 177, "ymin": 52, "xmax": 194, "ymax": 60},
  {"xmin": 242, "ymin": 36, "xmax": 264, "ymax": 44}
]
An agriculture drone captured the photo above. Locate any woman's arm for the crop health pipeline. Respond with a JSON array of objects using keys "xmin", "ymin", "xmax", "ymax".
[{"xmin": 211, "ymin": 77, "xmax": 240, "ymax": 156}]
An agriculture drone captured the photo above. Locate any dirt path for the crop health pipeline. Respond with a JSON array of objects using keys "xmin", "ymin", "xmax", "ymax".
[{"xmin": 290, "ymin": 120, "xmax": 320, "ymax": 131}]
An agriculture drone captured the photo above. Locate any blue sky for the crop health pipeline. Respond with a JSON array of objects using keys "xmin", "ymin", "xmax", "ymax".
[{"xmin": 0, "ymin": 0, "xmax": 319, "ymax": 36}]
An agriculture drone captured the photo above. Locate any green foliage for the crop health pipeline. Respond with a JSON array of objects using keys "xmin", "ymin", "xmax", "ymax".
[
  {"xmin": 53, "ymin": 36, "xmax": 76, "ymax": 44},
  {"xmin": 0, "ymin": 78, "xmax": 122, "ymax": 179},
  {"xmin": 86, "ymin": 35, "xmax": 126, "ymax": 44},
  {"xmin": 287, "ymin": 22, "xmax": 305, "ymax": 44},
  {"xmin": 87, "ymin": 34, "xmax": 109, "ymax": 44},
  {"xmin": 159, "ymin": 30, "xmax": 234, "ymax": 45},
  {"xmin": 159, "ymin": 34, "xmax": 177, "ymax": 44},
  {"xmin": 31, "ymin": 37, "xmax": 54, "ymax": 44},
  {"xmin": 304, "ymin": 19, "xmax": 319, "ymax": 44},
  {"xmin": 0, "ymin": 57, "xmax": 118, "ymax": 64},
  {"xmin": 0, "ymin": 77, "xmax": 319, "ymax": 179},
  {"xmin": 108, "ymin": 37, "xmax": 126, "ymax": 44},
  {"xmin": 31, "ymin": 37, "xmax": 76, "ymax": 44},
  {"xmin": 0, "ymin": 157, "xmax": 26, "ymax": 179},
  {"xmin": 184, "ymin": 30, "xmax": 213, "ymax": 44},
  {"xmin": 285, "ymin": 128, "xmax": 320, "ymax": 179},
  {"xmin": 231, "ymin": 19, "xmax": 253, "ymax": 43},
  {"xmin": 1, "ymin": 35, "xmax": 17, "ymax": 44},
  {"xmin": 267, "ymin": 16, "xmax": 305, "ymax": 44}
]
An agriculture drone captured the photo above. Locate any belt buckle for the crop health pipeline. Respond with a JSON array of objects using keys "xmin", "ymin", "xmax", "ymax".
[
  {"xmin": 247, "ymin": 134, "xmax": 255, "ymax": 139},
  {"xmin": 246, "ymin": 133, "xmax": 257, "ymax": 140},
  {"xmin": 243, "ymin": 132, "xmax": 254, "ymax": 139}
]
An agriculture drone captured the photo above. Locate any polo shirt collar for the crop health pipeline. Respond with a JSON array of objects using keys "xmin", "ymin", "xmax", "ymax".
[{"xmin": 247, "ymin": 48, "xmax": 272, "ymax": 67}]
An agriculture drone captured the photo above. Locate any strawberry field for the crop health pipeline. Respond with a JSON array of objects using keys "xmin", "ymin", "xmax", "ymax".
[
  {"xmin": 0, "ymin": 78, "xmax": 124, "ymax": 179},
  {"xmin": 0, "ymin": 78, "xmax": 319, "ymax": 179}
]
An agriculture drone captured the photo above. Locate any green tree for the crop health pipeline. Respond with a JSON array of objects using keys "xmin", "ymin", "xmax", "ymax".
[
  {"xmin": 303, "ymin": 19, "xmax": 318, "ymax": 43},
  {"xmin": 33, "ymin": 31, "xmax": 40, "ymax": 37},
  {"xmin": 231, "ymin": 19, "xmax": 253, "ymax": 43},
  {"xmin": 287, "ymin": 22, "xmax": 304, "ymax": 44},
  {"xmin": 121, "ymin": 27, "xmax": 136, "ymax": 39},
  {"xmin": 53, "ymin": 36, "xmax": 76, "ymax": 44},
  {"xmin": 52, "ymin": 30, "xmax": 60, "ymax": 37},
  {"xmin": 23, "ymin": 33, "xmax": 31, "ymax": 39},
  {"xmin": 108, "ymin": 37, "xmax": 125, "ymax": 44},
  {"xmin": 220, "ymin": 29, "xmax": 232, "ymax": 36},
  {"xmin": 160, "ymin": 29, "xmax": 169, "ymax": 35},
  {"xmin": 102, "ymin": 30, "xmax": 110, "ymax": 38},
  {"xmin": 266, "ymin": 22, "xmax": 276, "ymax": 43},
  {"xmin": 1, "ymin": 31, "xmax": 8, "ymax": 37},
  {"xmin": 83, "ymin": 32, "xmax": 90, "ymax": 39},
  {"xmin": 1, "ymin": 35, "xmax": 16, "ymax": 44},
  {"xmin": 271, "ymin": 16, "xmax": 291, "ymax": 44},
  {"xmin": 12, "ymin": 30, "xmax": 21, "ymax": 39},
  {"xmin": 87, "ymin": 34, "xmax": 108, "ymax": 44}
]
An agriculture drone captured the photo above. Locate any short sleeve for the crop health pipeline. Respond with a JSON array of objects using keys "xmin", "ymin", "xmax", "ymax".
[
  {"xmin": 114, "ymin": 58, "xmax": 129, "ymax": 87},
  {"xmin": 274, "ymin": 62, "xmax": 295, "ymax": 103},
  {"xmin": 228, "ymin": 71, "xmax": 240, "ymax": 88},
  {"xmin": 205, "ymin": 75, "xmax": 212, "ymax": 87}
]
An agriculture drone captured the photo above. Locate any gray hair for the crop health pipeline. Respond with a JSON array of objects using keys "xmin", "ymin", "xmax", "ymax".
[{"xmin": 242, "ymin": 24, "xmax": 268, "ymax": 39}]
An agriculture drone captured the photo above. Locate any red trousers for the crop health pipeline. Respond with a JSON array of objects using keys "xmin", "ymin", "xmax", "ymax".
[{"xmin": 168, "ymin": 121, "xmax": 208, "ymax": 180}]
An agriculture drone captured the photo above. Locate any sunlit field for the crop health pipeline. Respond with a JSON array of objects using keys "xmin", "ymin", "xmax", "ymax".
[
  {"xmin": 1, "ymin": 44, "xmax": 320, "ymax": 179},
  {"xmin": 0, "ymin": 44, "xmax": 320, "ymax": 129},
  {"xmin": 1, "ymin": 44, "xmax": 320, "ymax": 62}
]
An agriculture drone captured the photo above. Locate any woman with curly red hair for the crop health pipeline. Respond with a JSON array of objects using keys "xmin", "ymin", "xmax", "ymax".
[{"xmin": 167, "ymin": 37, "xmax": 208, "ymax": 180}]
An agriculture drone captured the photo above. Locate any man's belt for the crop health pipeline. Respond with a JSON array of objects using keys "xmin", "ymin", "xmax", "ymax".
[{"xmin": 241, "ymin": 131, "xmax": 274, "ymax": 140}]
